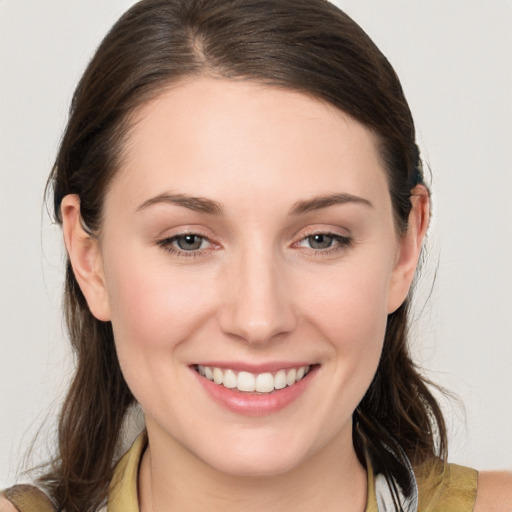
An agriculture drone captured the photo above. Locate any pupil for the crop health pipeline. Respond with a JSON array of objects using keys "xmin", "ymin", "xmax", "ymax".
[
  {"xmin": 309, "ymin": 234, "xmax": 333, "ymax": 249},
  {"xmin": 177, "ymin": 235, "xmax": 202, "ymax": 250}
]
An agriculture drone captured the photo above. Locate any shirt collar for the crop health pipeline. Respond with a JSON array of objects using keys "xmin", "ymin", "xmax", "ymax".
[{"xmin": 107, "ymin": 432, "xmax": 418, "ymax": 512}]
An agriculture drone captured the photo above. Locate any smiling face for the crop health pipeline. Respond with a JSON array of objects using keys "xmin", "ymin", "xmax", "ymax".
[{"xmin": 63, "ymin": 77, "xmax": 424, "ymax": 478}]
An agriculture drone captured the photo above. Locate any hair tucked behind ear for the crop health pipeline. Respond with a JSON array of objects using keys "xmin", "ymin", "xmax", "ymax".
[{"xmin": 40, "ymin": 1, "xmax": 447, "ymax": 509}]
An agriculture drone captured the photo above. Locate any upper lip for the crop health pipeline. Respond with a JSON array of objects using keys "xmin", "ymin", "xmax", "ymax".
[{"xmin": 191, "ymin": 361, "xmax": 316, "ymax": 373}]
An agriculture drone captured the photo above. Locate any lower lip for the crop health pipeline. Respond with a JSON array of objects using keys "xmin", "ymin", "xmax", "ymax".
[{"xmin": 192, "ymin": 366, "xmax": 318, "ymax": 416}]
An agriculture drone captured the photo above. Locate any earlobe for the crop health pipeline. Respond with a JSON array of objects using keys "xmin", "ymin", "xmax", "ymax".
[
  {"xmin": 61, "ymin": 195, "xmax": 111, "ymax": 321},
  {"xmin": 387, "ymin": 185, "xmax": 430, "ymax": 314}
]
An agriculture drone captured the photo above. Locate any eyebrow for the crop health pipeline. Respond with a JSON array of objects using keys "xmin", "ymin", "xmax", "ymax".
[
  {"xmin": 136, "ymin": 191, "xmax": 372, "ymax": 216},
  {"xmin": 289, "ymin": 193, "xmax": 373, "ymax": 215},
  {"xmin": 136, "ymin": 193, "xmax": 224, "ymax": 215}
]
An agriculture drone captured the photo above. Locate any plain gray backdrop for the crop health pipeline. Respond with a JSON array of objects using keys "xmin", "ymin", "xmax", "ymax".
[{"xmin": 1, "ymin": 0, "xmax": 511, "ymax": 487}]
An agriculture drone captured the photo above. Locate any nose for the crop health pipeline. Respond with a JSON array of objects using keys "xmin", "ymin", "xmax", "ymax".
[{"xmin": 218, "ymin": 248, "xmax": 297, "ymax": 346}]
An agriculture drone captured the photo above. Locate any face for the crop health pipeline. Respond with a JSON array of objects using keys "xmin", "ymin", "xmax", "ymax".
[{"xmin": 67, "ymin": 77, "xmax": 421, "ymax": 477}]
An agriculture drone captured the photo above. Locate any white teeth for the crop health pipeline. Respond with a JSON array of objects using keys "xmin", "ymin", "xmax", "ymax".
[
  {"xmin": 255, "ymin": 372, "xmax": 274, "ymax": 393},
  {"xmin": 197, "ymin": 365, "xmax": 311, "ymax": 393},
  {"xmin": 274, "ymin": 370, "xmax": 287, "ymax": 390},
  {"xmin": 213, "ymin": 367, "xmax": 223, "ymax": 385},
  {"xmin": 286, "ymin": 368, "xmax": 296, "ymax": 386},
  {"xmin": 237, "ymin": 371, "xmax": 255, "ymax": 392},
  {"xmin": 223, "ymin": 369, "xmax": 237, "ymax": 389}
]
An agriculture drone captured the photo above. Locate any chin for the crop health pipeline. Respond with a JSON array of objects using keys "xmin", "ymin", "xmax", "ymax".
[
  {"xmin": 192, "ymin": 429, "xmax": 316, "ymax": 478},
  {"xmin": 206, "ymin": 451, "xmax": 306, "ymax": 478}
]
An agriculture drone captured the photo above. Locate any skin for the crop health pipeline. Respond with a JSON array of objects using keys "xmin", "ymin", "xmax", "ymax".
[{"xmin": 43, "ymin": 77, "xmax": 508, "ymax": 511}]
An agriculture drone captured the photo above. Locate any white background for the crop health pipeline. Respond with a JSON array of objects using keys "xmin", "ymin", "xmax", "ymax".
[{"xmin": 1, "ymin": 0, "xmax": 511, "ymax": 487}]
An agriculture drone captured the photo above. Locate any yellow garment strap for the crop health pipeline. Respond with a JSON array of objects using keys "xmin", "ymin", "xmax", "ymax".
[
  {"xmin": 1, "ymin": 485, "xmax": 56, "ymax": 512},
  {"xmin": 108, "ymin": 433, "xmax": 147, "ymax": 512},
  {"xmin": 365, "ymin": 461, "xmax": 379, "ymax": 512},
  {"xmin": 415, "ymin": 461, "xmax": 478, "ymax": 512}
]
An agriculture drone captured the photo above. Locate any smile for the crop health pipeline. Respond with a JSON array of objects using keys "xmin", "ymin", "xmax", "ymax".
[
  {"xmin": 195, "ymin": 364, "xmax": 311, "ymax": 394},
  {"xmin": 192, "ymin": 363, "xmax": 319, "ymax": 415}
]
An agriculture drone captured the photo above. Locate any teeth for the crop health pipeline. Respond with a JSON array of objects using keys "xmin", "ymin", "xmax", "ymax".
[
  {"xmin": 286, "ymin": 368, "xmax": 296, "ymax": 386},
  {"xmin": 196, "ymin": 365, "xmax": 311, "ymax": 393},
  {"xmin": 274, "ymin": 370, "xmax": 287, "ymax": 390},
  {"xmin": 255, "ymin": 372, "xmax": 274, "ymax": 393},
  {"xmin": 223, "ymin": 369, "xmax": 237, "ymax": 389},
  {"xmin": 213, "ymin": 367, "xmax": 223, "ymax": 385},
  {"xmin": 237, "ymin": 371, "xmax": 255, "ymax": 392}
]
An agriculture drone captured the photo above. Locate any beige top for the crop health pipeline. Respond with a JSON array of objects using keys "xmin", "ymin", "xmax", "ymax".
[{"xmin": 107, "ymin": 434, "xmax": 478, "ymax": 512}]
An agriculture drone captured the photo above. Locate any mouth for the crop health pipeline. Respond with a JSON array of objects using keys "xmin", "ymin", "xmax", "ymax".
[
  {"xmin": 191, "ymin": 362, "xmax": 319, "ymax": 415},
  {"xmin": 194, "ymin": 364, "xmax": 313, "ymax": 394}
]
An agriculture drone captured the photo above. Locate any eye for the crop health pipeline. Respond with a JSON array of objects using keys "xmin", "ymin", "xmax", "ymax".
[
  {"xmin": 306, "ymin": 234, "xmax": 336, "ymax": 250},
  {"xmin": 295, "ymin": 232, "xmax": 351, "ymax": 253},
  {"xmin": 157, "ymin": 233, "xmax": 214, "ymax": 257},
  {"xmin": 174, "ymin": 234, "xmax": 206, "ymax": 251}
]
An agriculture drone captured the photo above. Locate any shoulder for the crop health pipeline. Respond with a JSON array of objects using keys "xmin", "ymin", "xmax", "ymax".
[
  {"xmin": 0, "ymin": 485, "xmax": 56, "ymax": 512},
  {"xmin": 415, "ymin": 461, "xmax": 478, "ymax": 511},
  {"xmin": 474, "ymin": 470, "xmax": 512, "ymax": 512},
  {"xmin": 415, "ymin": 462, "xmax": 512, "ymax": 512},
  {"xmin": 0, "ymin": 496, "xmax": 17, "ymax": 512}
]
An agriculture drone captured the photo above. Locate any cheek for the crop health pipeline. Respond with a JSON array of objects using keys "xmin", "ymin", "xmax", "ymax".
[
  {"xmin": 297, "ymin": 257, "xmax": 392, "ymax": 397},
  {"xmin": 300, "ymin": 259, "xmax": 392, "ymax": 347},
  {"xmin": 107, "ymin": 254, "xmax": 210, "ymax": 336},
  {"xmin": 102, "ymin": 248, "xmax": 217, "ymax": 387}
]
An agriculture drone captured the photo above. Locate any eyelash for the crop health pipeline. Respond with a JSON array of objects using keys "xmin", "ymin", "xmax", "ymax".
[
  {"xmin": 157, "ymin": 232, "xmax": 214, "ymax": 259},
  {"xmin": 157, "ymin": 231, "xmax": 352, "ymax": 259},
  {"xmin": 294, "ymin": 232, "xmax": 352, "ymax": 256}
]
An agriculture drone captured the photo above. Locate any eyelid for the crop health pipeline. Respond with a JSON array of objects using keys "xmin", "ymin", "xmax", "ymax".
[
  {"xmin": 290, "ymin": 220, "xmax": 351, "ymax": 237},
  {"xmin": 292, "ymin": 226, "xmax": 351, "ymax": 243}
]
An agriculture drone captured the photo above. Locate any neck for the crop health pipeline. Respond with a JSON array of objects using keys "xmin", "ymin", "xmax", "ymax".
[{"xmin": 138, "ymin": 424, "xmax": 368, "ymax": 512}]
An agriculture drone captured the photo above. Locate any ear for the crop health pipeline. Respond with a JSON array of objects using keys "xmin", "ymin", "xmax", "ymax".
[
  {"xmin": 387, "ymin": 185, "xmax": 430, "ymax": 314},
  {"xmin": 61, "ymin": 194, "xmax": 111, "ymax": 321}
]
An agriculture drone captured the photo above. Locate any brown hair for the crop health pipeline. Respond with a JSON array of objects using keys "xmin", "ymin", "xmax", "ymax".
[{"xmin": 42, "ymin": 0, "xmax": 446, "ymax": 509}]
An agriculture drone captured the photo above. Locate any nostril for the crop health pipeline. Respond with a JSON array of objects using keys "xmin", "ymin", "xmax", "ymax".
[{"xmin": 218, "ymin": 303, "xmax": 297, "ymax": 345}]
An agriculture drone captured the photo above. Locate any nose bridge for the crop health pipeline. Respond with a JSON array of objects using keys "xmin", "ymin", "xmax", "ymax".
[{"xmin": 219, "ymin": 240, "xmax": 296, "ymax": 344}]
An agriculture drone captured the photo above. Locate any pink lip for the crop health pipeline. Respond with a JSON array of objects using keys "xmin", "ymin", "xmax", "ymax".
[{"xmin": 191, "ymin": 364, "xmax": 319, "ymax": 416}]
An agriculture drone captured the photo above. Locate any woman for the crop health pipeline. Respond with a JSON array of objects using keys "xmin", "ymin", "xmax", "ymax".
[{"xmin": 1, "ymin": 0, "xmax": 511, "ymax": 510}]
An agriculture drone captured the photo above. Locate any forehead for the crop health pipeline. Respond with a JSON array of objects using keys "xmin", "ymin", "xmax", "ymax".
[{"xmin": 109, "ymin": 77, "xmax": 391, "ymax": 216}]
